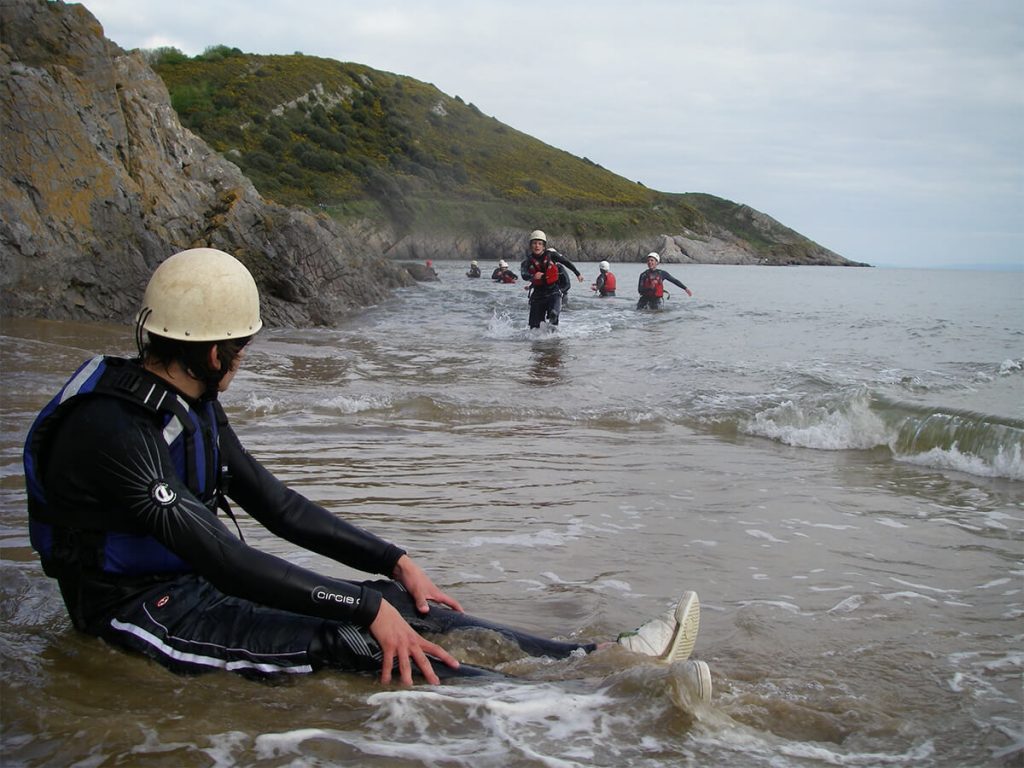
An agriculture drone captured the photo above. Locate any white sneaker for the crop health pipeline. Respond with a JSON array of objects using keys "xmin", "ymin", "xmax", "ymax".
[
  {"xmin": 679, "ymin": 659, "xmax": 713, "ymax": 704},
  {"xmin": 617, "ymin": 591, "xmax": 701, "ymax": 662},
  {"xmin": 669, "ymin": 591, "xmax": 701, "ymax": 664}
]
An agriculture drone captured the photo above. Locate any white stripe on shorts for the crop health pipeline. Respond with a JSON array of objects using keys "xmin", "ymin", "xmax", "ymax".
[{"xmin": 110, "ymin": 618, "xmax": 314, "ymax": 675}]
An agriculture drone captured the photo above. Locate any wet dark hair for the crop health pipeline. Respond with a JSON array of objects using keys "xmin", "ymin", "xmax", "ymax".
[{"xmin": 140, "ymin": 333, "xmax": 252, "ymax": 395}]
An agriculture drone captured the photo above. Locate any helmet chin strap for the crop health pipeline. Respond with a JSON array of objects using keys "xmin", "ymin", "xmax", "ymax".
[
  {"xmin": 178, "ymin": 362, "xmax": 224, "ymax": 399},
  {"xmin": 134, "ymin": 308, "xmax": 153, "ymax": 360},
  {"xmin": 202, "ymin": 343, "xmax": 233, "ymax": 398},
  {"xmin": 201, "ymin": 377, "xmax": 222, "ymax": 400},
  {"xmin": 185, "ymin": 342, "xmax": 230, "ymax": 399}
]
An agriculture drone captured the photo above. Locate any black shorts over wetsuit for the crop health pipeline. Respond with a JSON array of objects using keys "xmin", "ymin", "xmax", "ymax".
[{"xmin": 28, "ymin": 359, "xmax": 594, "ymax": 679}]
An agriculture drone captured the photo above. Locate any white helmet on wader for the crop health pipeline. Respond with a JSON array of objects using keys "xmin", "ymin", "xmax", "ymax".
[
  {"xmin": 647, "ymin": 252, "xmax": 660, "ymax": 263},
  {"xmin": 529, "ymin": 230, "xmax": 547, "ymax": 243},
  {"xmin": 498, "ymin": 260, "xmax": 508, "ymax": 268},
  {"xmin": 137, "ymin": 248, "xmax": 263, "ymax": 341},
  {"xmin": 599, "ymin": 261, "xmax": 610, "ymax": 271}
]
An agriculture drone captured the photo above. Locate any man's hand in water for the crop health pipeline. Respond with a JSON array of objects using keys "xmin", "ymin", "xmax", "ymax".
[
  {"xmin": 392, "ymin": 554, "xmax": 464, "ymax": 614},
  {"xmin": 369, "ymin": 599, "xmax": 460, "ymax": 685}
]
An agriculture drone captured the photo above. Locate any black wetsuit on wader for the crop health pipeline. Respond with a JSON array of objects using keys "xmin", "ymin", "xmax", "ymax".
[{"xmin": 24, "ymin": 356, "xmax": 595, "ymax": 679}]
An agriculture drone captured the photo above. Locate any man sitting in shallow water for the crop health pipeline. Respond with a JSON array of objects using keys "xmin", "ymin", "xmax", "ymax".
[{"xmin": 24, "ymin": 247, "xmax": 710, "ymax": 697}]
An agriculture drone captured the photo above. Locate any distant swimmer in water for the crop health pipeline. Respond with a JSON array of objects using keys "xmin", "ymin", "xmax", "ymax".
[
  {"xmin": 491, "ymin": 259, "xmax": 518, "ymax": 283},
  {"xmin": 520, "ymin": 229, "xmax": 583, "ymax": 329},
  {"xmin": 22, "ymin": 247, "xmax": 713, "ymax": 696},
  {"xmin": 592, "ymin": 261, "xmax": 617, "ymax": 296},
  {"xmin": 637, "ymin": 252, "xmax": 692, "ymax": 310},
  {"xmin": 467, "ymin": 260, "xmax": 481, "ymax": 278}
]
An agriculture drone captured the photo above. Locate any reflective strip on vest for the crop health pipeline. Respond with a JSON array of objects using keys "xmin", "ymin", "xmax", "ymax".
[{"xmin": 59, "ymin": 356, "xmax": 105, "ymax": 405}]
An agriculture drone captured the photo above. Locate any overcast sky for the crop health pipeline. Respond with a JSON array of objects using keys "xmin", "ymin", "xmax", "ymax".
[{"xmin": 85, "ymin": 0, "xmax": 1022, "ymax": 269}]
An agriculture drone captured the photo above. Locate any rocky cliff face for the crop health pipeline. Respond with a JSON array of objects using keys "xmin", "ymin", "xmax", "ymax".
[
  {"xmin": 382, "ymin": 192, "xmax": 857, "ymax": 268},
  {"xmin": 383, "ymin": 218, "xmax": 853, "ymax": 267},
  {"xmin": 0, "ymin": 0, "xmax": 413, "ymax": 328}
]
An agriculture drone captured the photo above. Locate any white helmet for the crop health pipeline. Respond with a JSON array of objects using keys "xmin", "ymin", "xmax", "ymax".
[
  {"xmin": 599, "ymin": 260, "xmax": 610, "ymax": 271},
  {"xmin": 647, "ymin": 252, "xmax": 660, "ymax": 263},
  {"xmin": 471, "ymin": 260, "xmax": 478, "ymax": 266},
  {"xmin": 529, "ymin": 230, "xmax": 547, "ymax": 243},
  {"xmin": 498, "ymin": 259, "xmax": 508, "ymax": 268},
  {"xmin": 138, "ymin": 248, "xmax": 263, "ymax": 341}
]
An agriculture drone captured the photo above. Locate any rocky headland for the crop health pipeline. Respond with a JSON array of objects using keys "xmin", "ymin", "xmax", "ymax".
[
  {"xmin": 1, "ymin": 0, "xmax": 415, "ymax": 328},
  {"xmin": 0, "ymin": 0, "xmax": 862, "ymax": 330}
]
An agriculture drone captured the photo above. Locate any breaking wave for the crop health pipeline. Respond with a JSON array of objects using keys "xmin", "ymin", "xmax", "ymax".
[{"xmin": 740, "ymin": 389, "xmax": 1023, "ymax": 481}]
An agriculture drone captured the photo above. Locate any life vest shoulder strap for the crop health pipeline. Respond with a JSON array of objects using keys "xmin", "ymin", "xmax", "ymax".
[
  {"xmin": 25, "ymin": 357, "xmax": 227, "ymax": 576},
  {"xmin": 26, "ymin": 357, "xmax": 200, "ymax": 506}
]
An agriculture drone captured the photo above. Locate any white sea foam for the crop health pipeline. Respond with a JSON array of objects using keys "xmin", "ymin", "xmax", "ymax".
[
  {"xmin": 234, "ymin": 389, "xmax": 390, "ymax": 416},
  {"xmin": 464, "ymin": 528, "xmax": 577, "ymax": 549},
  {"xmin": 485, "ymin": 310, "xmax": 518, "ymax": 338},
  {"xmin": 464, "ymin": 517, "xmax": 623, "ymax": 550},
  {"xmin": 322, "ymin": 392, "xmax": 392, "ymax": 413},
  {"xmin": 737, "ymin": 599, "xmax": 806, "ymax": 614},
  {"xmin": 978, "ymin": 578, "xmax": 1012, "ymax": 589},
  {"xmin": 539, "ymin": 571, "xmax": 581, "ymax": 585},
  {"xmin": 881, "ymin": 590, "xmax": 938, "ymax": 603},
  {"xmin": 202, "ymin": 730, "xmax": 248, "ymax": 768},
  {"xmin": 746, "ymin": 529, "xmax": 787, "ymax": 544},
  {"xmin": 827, "ymin": 595, "xmax": 865, "ymax": 613},
  {"xmin": 791, "ymin": 520, "xmax": 858, "ymax": 531},
  {"xmin": 743, "ymin": 390, "xmax": 888, "ymax": 451},
  {"xmin": 251, "ymin": 682, "xmax": 632, "ymax": 767},
  {"xmin": 690, "ymin": 725, "xmax": 936, "ymax": 768},
  {"xmin": 898, "ymin": 442, "xmax": 1024, "ymax": 481},
  {"xmin": 889, "ymin": 577, "xmax": 955, "ymax": 595},
  {"xmin": 741, "ymin": 387, "xmax": 1024, "ymax": 480},
  {"xmin": 777, "ymin": 738, "xmax": 936, "ymax": 765},
  {"xmin": 591, "ymin": 578, "xmax": 633, "ymax": 594}
]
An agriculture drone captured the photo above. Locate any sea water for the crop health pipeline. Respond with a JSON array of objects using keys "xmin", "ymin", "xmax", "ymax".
[{"xmin": 0, "ymin": 263, "xmax": 1021, "ymax": 767}]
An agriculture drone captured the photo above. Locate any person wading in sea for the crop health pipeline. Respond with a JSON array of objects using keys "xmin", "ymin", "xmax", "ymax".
[
  {"xmin": 637, "ymin": 252, "xmax": 693, "ymax": 310},
  {"xmin": 491, "ymin": 259, "xmax": 518, "ymax": 283},
  {"xmin": 592, "ymin": 261, "xmax": 617, "ymax": 296},
  {"xmin": 520, "ymin": 230, "xmax": 583, "ymax": 329},
  {"xmin": 23, "ymin": 247, "xmax": 711, "ymax": 698}
]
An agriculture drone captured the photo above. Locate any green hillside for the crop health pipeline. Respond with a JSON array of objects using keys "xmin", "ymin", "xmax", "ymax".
[{"xmin": 151, "ymin": 45, "xmax": 832, "ymax": 253}]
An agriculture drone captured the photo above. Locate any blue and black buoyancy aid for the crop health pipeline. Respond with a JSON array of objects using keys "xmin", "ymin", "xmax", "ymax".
[{"xmin": 24, "ymin": 356, "xmax": 225, "ymax": 578}]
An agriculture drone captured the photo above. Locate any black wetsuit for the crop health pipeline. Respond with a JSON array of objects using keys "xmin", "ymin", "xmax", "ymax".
[
  {"xmin": 467, "ymin": 265, "xmax": 481, "ymax": 278},
  {"xmin": 520, "ymin": 249, "xmax": 581, "ymax": 328},
  {"xmin": 25, "ymin": 358, "xmax": 594, "ymax": 679},
  {"xmin": 637, "ymin": 268, "xmax": 689, "ymax": 310}
]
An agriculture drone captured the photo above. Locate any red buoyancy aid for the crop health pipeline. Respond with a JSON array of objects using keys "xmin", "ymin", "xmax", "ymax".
[
  {"xmin": 499, "ymin": 270, "xmax": 517, "ymax": 283},
  {"xmin": 603, "ymin": 272, "xmax": 617, "ymax": 292},
  {"xmin": 528, "ymin": 253, "xmax": 561, "ymax": 287},
  {"xmin": 639, "ymin": 270, "xmax": 664, "ymax": 298}
]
